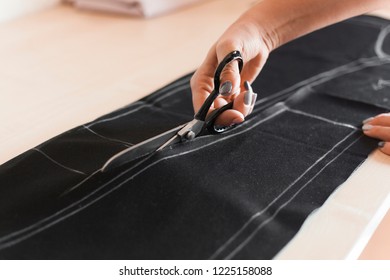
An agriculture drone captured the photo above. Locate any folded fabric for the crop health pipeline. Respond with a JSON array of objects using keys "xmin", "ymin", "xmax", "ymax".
[{"xmin": 65, "ymin": 0, "xmax": 205, "ymax": 18}]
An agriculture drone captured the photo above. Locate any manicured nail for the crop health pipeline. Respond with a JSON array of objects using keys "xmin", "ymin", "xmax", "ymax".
[
  {"xmin": 244, "ymin": 90, "xmax": 252, "ymax": 105},
  {"xmin": 248, "ymin": 93, "xmax": 257, "ymax": 115},
  {"xmin": 243, "ymin": 81, "xmax": 253, "ymax": 105},
  {"xmin": 244, "ymin": 81, "xmax": 252, "ymax": 92},
  {"xmin": 378, "ymin": 141, "xmax": 386, "ymax": 148},
  {"xmin": 252, "ymin": 93, "xmax": 258, "ymax": 106},
  {"xmin": 220, "ymin": 81, "xmax": 232, "ymax": 96},
  {"xmin": 362, "ymin": 124, "xmax": 372, "ymax": 131},
  {"xmin": 362, "ymin": 117, "xmax": 374, "ymax": 124}
]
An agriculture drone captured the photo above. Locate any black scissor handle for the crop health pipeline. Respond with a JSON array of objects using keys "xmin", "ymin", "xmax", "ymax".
[
  {"xmin": 194, "ymin": 50, "xmax": 243, "ymax": 122},
  {"xmin": 205, "ymin": 101, "xmax": 234, "ymax": 133}
]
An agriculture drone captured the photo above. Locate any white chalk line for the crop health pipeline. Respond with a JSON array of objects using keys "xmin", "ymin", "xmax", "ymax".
[
  {"xmin": 83, "ymin": 125, "xmax": 133, "ymax": 147},
  {"xmin": 209, "ymin": 129, "xmax": 357, "ymax": 259},
  {"xmin": 286, "ymin": 108, "xmax": 359, "ymax": 130},
  {"xmin": 86, "ymin": 81, "xmax": 191, "ymax": 128},
  {"xmin": 0, "ymin": 107, "xmax": 286, "ymax": 249},
  {"xmin": 224, "ymin": 135, "xmax": 362, "ymax": 259},
  {"xmin": 32, "ymin": 148, "xmax": 86, "ymax": 176},
  {"xmin": 2, "ymin": 24, "xmax": 388, "ymax": 252}
]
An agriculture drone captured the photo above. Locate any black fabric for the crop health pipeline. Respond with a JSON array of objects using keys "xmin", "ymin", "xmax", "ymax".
[{"xmin": 1, "ymin": 16, "xmax": 389, "ymax": 259}]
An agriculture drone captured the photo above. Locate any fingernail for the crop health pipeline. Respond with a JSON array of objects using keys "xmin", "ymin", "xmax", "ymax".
[
  {"xmin": 378, "ymin": 141, "xmax": 386, "ymax": 148},
  {"xmin": 248, "ymin": 93, "xmax": 257, "ymax": 115},
  {"xmin": 220, "ymin": 81, "xmax": 232, "ymax": 96},
  {"xmin": 244, "ymin": 90, "xmax": 252, "ymax": 105},
  {"xmin": 243, "ymin": 81, "xmax": 254, "ymax": 105},
  {"xmin": 244, "ymin": 81, "xmax": 253, "ymax": 93},
  {"xmin": 362, "ymin": 124, "xmax": 372, "ymax": 131},
  {"xmin": 362, "ymin": 117, "xmax": 374, "ymax": 124}
]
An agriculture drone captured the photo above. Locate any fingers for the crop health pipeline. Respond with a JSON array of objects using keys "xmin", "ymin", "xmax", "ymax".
[
  {"xmin": 363, "ymin": 113, "xmax": 390, "ymax": 126},
  {"xmin": 233, "ymin": 81, "xmax": 257, "ymax": 117},
  {"xmin": 191, "ymin": 31, "xmax": 267, "ymax": 126},
  {"xmin": 190, "ymin": 44, "xmax": 245, "ymax": 115},
  {"xmin": 378, "ymin": 141, "xmax": 390, "ymax": 156},
  {"xmin": 362, "ymin": 114, "xmax": 390, "ymax": 141},
  {"xmin": 212, "ymin": 81, "xmax": 257, "ymax": 127},
  {"xmin": 214, "ymin": 109, "xmax": 245, "ymax": 127},
  {"xmin": 362, "ymin": 124, "xmax": 390, "ymax": 141},
  {"xmin": 218, "ymin": 60, "xmax": 241, "ymax": 99},
  {"xmin": 240, "ymin": 53, "xmax": 267, "ymax": 85},
  {"xmin": 191, "ymin": 44, "xmax": 219, "ymax": 113},
  {"xmin": 362, "ymin": 113, "xmax": 390, "ymax": 156},
  {"xmin": 216, "ymin": 41, "xmax": 242, "ymax": 99}
]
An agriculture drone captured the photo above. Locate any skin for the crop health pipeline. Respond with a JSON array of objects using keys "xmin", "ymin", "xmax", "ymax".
[
  {"xmin": 190, "ymin": 0, "xmax": 390, "ymax": 155},
  {"xmin": 363, "ymin": 113, "xmax": 390, "ymax": 155}
]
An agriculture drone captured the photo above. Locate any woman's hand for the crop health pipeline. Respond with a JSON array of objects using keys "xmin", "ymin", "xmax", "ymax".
[
  {"xmin": 363, "ymin": 113, "xmax": 390, "ymax": 155},
  {"xmin": 190, "ymin": 0, "xmax": 388, "ymax": 127},
  {"xmin": 190, "ymin": 18, "xmax": 273, "ymax": 126}
]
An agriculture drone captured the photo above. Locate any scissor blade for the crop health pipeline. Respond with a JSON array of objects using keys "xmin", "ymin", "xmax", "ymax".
[{"xmin": 101, "ymin": 124, "xmax": 185, "ymax": 172}]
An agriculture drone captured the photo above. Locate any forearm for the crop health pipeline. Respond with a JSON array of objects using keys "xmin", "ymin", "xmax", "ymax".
[
  {"xmin": 191, "ymin": 0, "xmax": 390, "ymax": 128},
  {"xmin": 235, "ymin": 0, "xmax": 390, "ymax": 52}
]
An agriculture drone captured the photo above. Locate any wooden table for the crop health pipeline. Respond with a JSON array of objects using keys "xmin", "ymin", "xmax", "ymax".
[{"xmin": 0, "ymin": 0, "xmax": 389, "ymax": 259}]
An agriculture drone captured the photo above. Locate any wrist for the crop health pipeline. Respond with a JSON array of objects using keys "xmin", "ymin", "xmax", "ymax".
[{"xmin": 233, "ymin": 7, "xmax": 281, "ymax": 55}]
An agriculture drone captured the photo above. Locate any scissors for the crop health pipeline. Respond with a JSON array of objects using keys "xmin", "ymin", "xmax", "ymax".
[{"xmin": 102, "ymin": 50, "xmax": 245, "ymax": 172}]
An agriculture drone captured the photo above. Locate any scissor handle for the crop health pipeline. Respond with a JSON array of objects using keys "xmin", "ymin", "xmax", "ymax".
[
  {"xmin": 194, "ymin": 50, "xmax": 243, "ymax": 122},
  {"xmin": 205, "ymin": 101, "xmax": 234, "ymax": 133}
]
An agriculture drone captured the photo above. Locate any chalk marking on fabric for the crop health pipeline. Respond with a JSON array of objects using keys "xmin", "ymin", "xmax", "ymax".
[
  {"xmin": 286, "ymin": 108, "xmax": 359, "ymax": 130},
  {"xmin": 88, "ymin": 25, "xmax": 389, "ymax": 129},
  {"xmin": 209, "ymin": 130, "xmax": 357, "ymax": 259},
  {"xmin": 209, "ymin": 29, "xmax": 390, "ymax": 258},
  {"xmin": 84, "ymin": 101, "xmax": 144, "ymax": 128},
  {"xmin": 32, "ymin": 148, "xmax": 86, "ymax": 176},
  {"xmin": 83, "ymin": 125, "xmax": 133, "ymax": 147},
  {"xmin": 0, "ymin": 108, "xmax": 286, "ymax": 250},
  {"xmin": 375, "ymin": 24, "xmax": 390, "ymax": 59},
  {"xmin": 253, "ymin": 57, "xmax": 390, "ymax": 113},
  {"xmin": 210, "ymin": 53, "xmax": 390, "ymax": 259},
  {"xmin": 372, "ymin": 78, "xmax": 390, "ymax": 91},
  {"xmin": 224, "ymin": 135, "xmax": 363, "ymax": 260},
  {"xmin": 2, "ymin": 31, "xmax": 389, "ymax": 251},
  {"xmin": 1, "ymin": 56, "xmax": 385, "ymax": 251},
  {"xmin": 211, "ymin": 54, "xmax": 390, "ymax": 260},
  {"xmin": 153, "ymin": 84, "xmax": 191, "ymax": 103},
  {"xmin": 148, "ymin": 74, "xmax": 192, "ymax": 100},
  {"xmin": 86, "ymin": 80, "xmax": 191, "ymax": 128}
]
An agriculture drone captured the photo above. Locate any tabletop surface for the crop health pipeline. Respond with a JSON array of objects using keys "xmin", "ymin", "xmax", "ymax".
[{"xmin": 0, "ymin": 0, "xmax": 389, "ymax": 259}]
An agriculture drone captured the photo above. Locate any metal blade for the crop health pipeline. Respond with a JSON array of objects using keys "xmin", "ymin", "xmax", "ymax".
[{"xmin": 101, "ymin": 124, "xmax": 185, "ymax": 172}]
